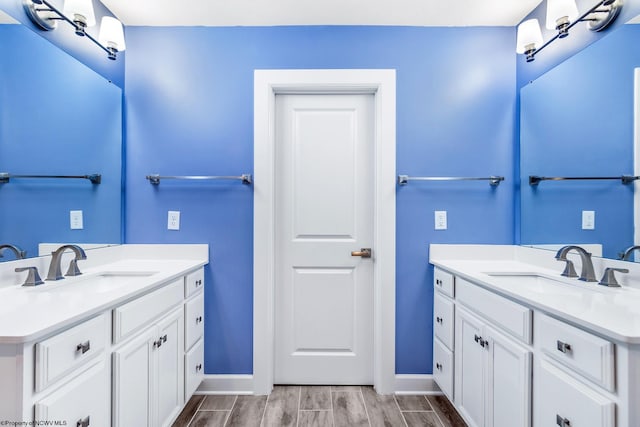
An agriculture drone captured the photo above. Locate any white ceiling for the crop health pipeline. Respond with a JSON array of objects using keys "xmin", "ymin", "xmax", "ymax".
[{"xmin": 100, "ymin": 0, "xmax": 544, "ymax": 27}]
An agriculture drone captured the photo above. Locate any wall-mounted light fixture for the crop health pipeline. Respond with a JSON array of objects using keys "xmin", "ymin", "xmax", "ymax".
[
  {"xmin": 517, "ymin": 0, "xmax": 623, "ymax": 62},
  {"xmin": 23, "ymin": 0, "xmax": 125, "ymax": 60}
]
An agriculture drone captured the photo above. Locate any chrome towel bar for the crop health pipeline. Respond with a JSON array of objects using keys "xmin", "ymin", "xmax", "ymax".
[
  {"xmin": 397, "ymin": 175, "xmax": 504, "ymax": 186},
  {"xmin": 0, "ymin": 173, "xmax": 101, "ymax": 184},
  {"xmin": 529, "ymin": 175, "xmax": 639, "ymax": 186},
  {"xmin": 146, "ymin": 174, "xmax": 253, "ymax": 185}
]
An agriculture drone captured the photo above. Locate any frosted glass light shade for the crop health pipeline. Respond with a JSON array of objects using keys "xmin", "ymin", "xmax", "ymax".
[
  {"xmin": 99, "ymin": 17, "xmax": 126, "ymax": 51},
  {"xmin": 63, "ymin": 0, "xmax": 96, "ymax": 27},
  {"xmin": 516, "ymin": 19, "xmax": 543, "ymax": 54},
  {"xmin": 546, "ymin": 0, "xmax": 579, "ymax": 29}
]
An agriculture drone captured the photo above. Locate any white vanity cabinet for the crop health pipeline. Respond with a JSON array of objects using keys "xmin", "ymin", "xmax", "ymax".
[
  {"xmin": 0, "ymin": 264, "xmax": 206, "ymax": 427},
  {"xmin": 433, "ymin": 268, "xmax": 532, "ymax": 427},
  {"xmin": 113, "ymin": 306, "xmax": 184, "ymax": 427},
  {"xmin": 433, "ymin": 268, "xmax": 455, "ymax": 400},
  {"xmin": 432, "ymin": 262, "xmax": 640, "ymax": 427},
  {"xmin": 454, "ymin": 292, "xmax": 532, "ymax": 427},
  {"xmin": 183, "ymin": 268, "xmax": 205, "ymax": 400}
]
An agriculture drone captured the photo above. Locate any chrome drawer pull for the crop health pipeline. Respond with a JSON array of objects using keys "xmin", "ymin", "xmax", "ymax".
[
  {"xmin": 557, "ymin": 340, "xmax": 572, "ymax": 353},
  {"xmin": 556, "ymin": 414, "xmax": 571, "ymax": 426},
  {"xmin": 76, "ymin": 340, "xmax": 91, "ymax": 354},
  {"xmin": 77, "ymin": 415, "xmax": 90, "ymax": 427},
  {"xmin": 154, "ymin": 335, "xmax": 168, "ymax": 348}
]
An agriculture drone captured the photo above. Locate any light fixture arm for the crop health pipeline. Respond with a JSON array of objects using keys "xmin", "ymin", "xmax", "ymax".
[
  {"xmin": 527, "ymin": 0, "xmax": 621, "ymax": 62},
  {"xmin": 23, "ymin": 0, "xmax": 118, "ymax": 60}
]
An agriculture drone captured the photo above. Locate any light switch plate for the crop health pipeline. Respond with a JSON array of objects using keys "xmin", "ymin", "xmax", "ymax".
[
  {"xmin": 435, "ymin": 211, "xmax": 447, "ymax": 230},
  {"xmin": 168, "ymin": 211, "xmax": 180, "ymax": 230},
  {"xmin": 582, "ymin": 210, "xmax": 595, "ymax": 230},
  {"xmin": 70, "ymin": 210, "xmax": 83, "ymax": 230}
]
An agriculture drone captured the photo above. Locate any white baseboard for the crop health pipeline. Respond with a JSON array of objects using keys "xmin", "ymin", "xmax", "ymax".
[
  {"xmin": 394, "ymin": 374, "xmax": 443, "ymax": 395},
  {"xmin": 195, "ymin": 374, "xmax": 443, "ymax": 395},
  {"xmin": 196, "ymin": 375, "xmax": 255, "ymax": 395}
]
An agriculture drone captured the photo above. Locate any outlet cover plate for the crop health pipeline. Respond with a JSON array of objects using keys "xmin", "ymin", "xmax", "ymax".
[{"xmin": 168, "ymin": 211, "xmax": 180, "ymax": 230}]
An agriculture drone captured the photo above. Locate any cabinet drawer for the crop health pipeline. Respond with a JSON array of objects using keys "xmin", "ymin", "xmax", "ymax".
[
  {"xmin": 113, "ymin": 278, "xmax": 183, "ymax": 343},
  {"xmin": 457, "ymin": 278, "xmax": 532, "ymax": 344},
  {"xmin": 35, "ymin": 361, "xmax": 109, "ymax": 426},
  {"xmin": 35, "ymin": 313, "xmax": 108, "ymax": 392},
  {"xmin": 434, "ymin": 293, "xmax": 454, "ymax": 350},
  {"xmin": 185, "ymin": 268, "xmax": 205, "ymax": 298},
  {"xmin": 434, "ymin": 268, "xmax": 454, "ymax": 298},
  {"xmin": 535, "ymin": 359, "xmax": 615, "ymax": 427},
  {"xmin": 433, "ymin": 338, "xmax": 454, "ymax": 401},
  {"xmin": 185, "ymin": 292, "xmax": 205, "ymax": 351},
  {"xmin": 185, "ymin": 339, "xmax": 204, "ymax": 400},
  {"xmin": 537, "ymin": 313, "xmax": 615, "ymax": 392}
]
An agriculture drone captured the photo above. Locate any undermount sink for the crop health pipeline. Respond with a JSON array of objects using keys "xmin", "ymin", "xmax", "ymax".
[
  {"xmin": 28, "ymin": 271, "xmax": 158, "ymax": 293},
  {"xmin": 481, "ymin": 271, "xmax": 587, "ymax": 295}
]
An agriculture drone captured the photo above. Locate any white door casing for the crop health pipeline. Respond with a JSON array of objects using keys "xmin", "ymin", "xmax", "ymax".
[
  {"xmin": 254, "ymin": 69, "xmax": 396, "ymax": 394},
  {"xmin": 274, "ymin": 93, "xmax": 374, "ymax": 384},
  {"xmin": 634, "ymin": 68, "xmax": 639, "ymax": 250}
]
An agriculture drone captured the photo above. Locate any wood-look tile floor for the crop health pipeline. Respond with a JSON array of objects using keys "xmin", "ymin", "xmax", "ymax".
[{"xmin": 173, "ymin": 386, "xmax": 467, "ymax": 427}]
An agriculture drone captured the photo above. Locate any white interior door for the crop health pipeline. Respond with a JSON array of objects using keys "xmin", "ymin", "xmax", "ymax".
[{"xmin": 274, "ymin": 93, "xmax": 374, "ymax": 384}]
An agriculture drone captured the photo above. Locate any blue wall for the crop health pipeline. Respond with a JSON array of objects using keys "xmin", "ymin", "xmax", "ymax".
[
  {"xmin": 0, "ymin": 0, "xmax": 125, "ymax": 87},
  {"xmin": 124, "ymin": 26, "xmax": 516, "ymax": 375},
  {"xmin": 520, "ymin": 24, "xmax": 640, "ymax": 258},
  {"xmin": 0, "ymin": 24, "xmax": 122, "ymax": 260}
]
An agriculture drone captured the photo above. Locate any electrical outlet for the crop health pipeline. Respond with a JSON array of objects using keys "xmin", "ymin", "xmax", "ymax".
[
  {"xmin": 582, "ymin": 210, "xmax": 595, "ymax": 230},
  {"xmin": 168, "ymin": 211, "xmax": 180, "ymax": 230},
  {"xmin": 435, "ymin": 211, "xmax": 447, "ymax": 230},
  {"xmin": 70, "ymin": 210, "xmax": 83, "ymax": 230}
]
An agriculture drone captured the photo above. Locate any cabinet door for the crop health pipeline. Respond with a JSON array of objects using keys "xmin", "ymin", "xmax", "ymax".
[
  {"xmin": 486, "ymin": 326, "xmax": 532, "ymax": 427},
  {"xmin": 156, "ymin": 307, "xmax": 185, "ymax": 427},
  {"xmin": 112, "ymin": 327, "xmax": 157, "ymax": 427},
  {"xmin": 455, "ymin": 306, "xmax": 485, "ymax": 427},
  {"xmin": 35, "ymin": 361, "xmax": 109, "ymax": 425},
  {"xmin": 535, "ymin": 358, "xmax": 615, "ymax": 427}
]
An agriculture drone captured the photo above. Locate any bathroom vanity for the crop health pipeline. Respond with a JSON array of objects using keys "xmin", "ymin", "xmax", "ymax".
[
  {"xmin": 0, "ymin": 244, "xmax": 208, "ymax": 426},
  {"xmin": 430, "ymin": 244, "xmax": 640, "ymax": 427}
]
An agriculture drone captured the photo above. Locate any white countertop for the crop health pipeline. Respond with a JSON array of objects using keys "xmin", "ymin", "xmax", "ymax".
[
  {"xmin": 430, "ymin": 245, "xmax": 640, "ymax": 344},
  {"xmin": 0, "ymin": 245, "xmax": 208, "ymax": 344}
]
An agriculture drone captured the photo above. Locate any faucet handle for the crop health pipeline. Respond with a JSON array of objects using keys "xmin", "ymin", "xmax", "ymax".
[
  {"xmin": 598, "ymin": 267, "xmax": 629, "ymax": 288},
  {"xmin": 65, "ymin": 259, "xmax": 83, "ymax": 277},
  {"xmin": 15, "ymin": 266, "xmax": 44, "ymax": 287},
  {"xmin": 557, "ymin": 259, "xmax": 578, "ymax": 278}
]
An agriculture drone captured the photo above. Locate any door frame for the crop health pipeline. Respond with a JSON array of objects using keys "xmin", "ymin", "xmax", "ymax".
[{"xmin": 253, "ymin": 69, "xmax": 396, "ymax": 395}]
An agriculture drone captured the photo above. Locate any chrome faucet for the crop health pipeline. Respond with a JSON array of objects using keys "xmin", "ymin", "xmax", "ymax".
[
  {"xmin": 619, "ymin": 245, "xmax": 640, "ymax": 261},
  {"xmin": 0, "ymin": 244, "xmax": 27, "ymax": 260},
  {"xmin": 46, "ymin": 244, "xmax": 87, "ymax": 281},
  {"xmin": 555, "ymin": 245, "xmax": 597, "ymax": 282}
]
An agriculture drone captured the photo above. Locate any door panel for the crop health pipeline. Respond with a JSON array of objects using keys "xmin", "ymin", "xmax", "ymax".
[
  {"xmin": 455, "ymin": 306, "xmax": 485, "ymax": 427},
  {"xmin": 486, "ymin": 326, "xmax": 532, "ymax": 427},
  {"xmin": 275, "ymin": 93, "xmax": 374, "ymax": 384},
  {"xmin": 292, "ymin": 267, "xmax": 356, "ymax": 352}
]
